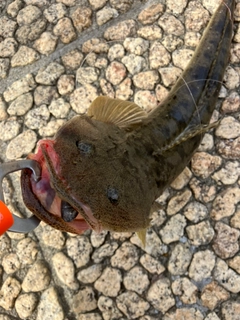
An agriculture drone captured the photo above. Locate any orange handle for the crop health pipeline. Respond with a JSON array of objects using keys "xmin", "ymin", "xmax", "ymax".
[{"xmin": 0, "ymin": 200, "xmax": 14, "ymax": 235}]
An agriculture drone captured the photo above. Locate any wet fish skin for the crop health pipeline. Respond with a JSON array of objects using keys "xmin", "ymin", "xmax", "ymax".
[{"xmin": 21, "ymin": 0, "xmax": 235, "ymax": 235}]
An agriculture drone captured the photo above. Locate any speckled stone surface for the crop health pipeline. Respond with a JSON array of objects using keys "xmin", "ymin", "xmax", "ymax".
[{"xmin": 0, "ymin": 0, "xmax": 240, "ymax": 319}]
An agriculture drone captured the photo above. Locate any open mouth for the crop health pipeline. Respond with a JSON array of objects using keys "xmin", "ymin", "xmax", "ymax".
[{"xmin": 21, "ymin": 139, "xmax": 101, "ymax": 234}]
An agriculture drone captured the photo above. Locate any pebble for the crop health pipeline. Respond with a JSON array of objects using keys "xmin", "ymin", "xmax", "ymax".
[
  {"xmin": 82, "ymin": 38, "xmax": 109, "ymax": 54},
  {"xmin": 183, "ymin": 201, "xmax": 208, "ymax": 222},
  {"xmin": 15, "ymin": 18, "xmax": 47, "ymax": 44},
  {"xmin": 38, "ymin": 119, "xmax": 65, "ymax": 136},
  {"xmin": 41, "ymin": 225, "xmax": 65, "ymax": 249},
  {"xmin": 222, "ymin": 301, "xmax": 240, "ymax": 320},
  {"xmin": 116, "ymin": 78, "xmax": 133, "ymax": 100},
  {"xmin": 155, "ymin": 84, "xmax": 169, "ymax": 103},
  {"xmin": 110, "ymin": 0, "xmax": 133, "ymax": 13},
  {"xmin": 172, "ymin": 277, "xmax": 198, "ymax": 304},
  {"xmin": 201, "ymin": 281, "xmax": 230, "ymax": 310},
  {"xmin": 25, "ymin": 104, "xmax": 50, "ymax": 129},
  {"xmin": 2, "ymin": 253, "xmax": 20, "ymax": 274},
  {"xmin": 90, "ymin": 230, "xmax": 107, "ymax": 247},
  {"xmin": 134, "ymin": 90, "xmax": 157, "ymax": 111},
  {"xmin": 94, "ymin": 267, "xmax": 122, "ymax": 297},
  {"xmin": 57, "ymin": 74, "xmax": 75, "ymax": 95},
  {"xmin": 72, "ymin": 286, "xmax": 97, "ymax": 314},
  {"xmin": 7, "ymin": 92, "xmax": 33, "ymax": 116},
  {"xmin": 167, "ymin": 189, "xmax": 192, "ymax": 215},
  {"xmin": 191, "ymin": 152, "xmax": 222, "ymax": 178},
  {"xmin": 92, "ymin": 242, "xmax": 118, "ymax": 263},
  {"xmin": 212, "ymin": 222, "xmax": 240, "ymax": 259},
  {"xmin": 11, "ymin": 45, "xmax": 40, "ymax": 67},
  {"xmin": 0, "ymin": 38, "xmax": 18, "ymax": 58},
  {"xmin": 0, "ymin": 16, "xmax": 17, "ymax": 38},
  {"xmin": 104, "ymin": 20, "xmax": 137, "ymax": 41},
  {"xmin": 122, "ymin": 54, "xmax": 146, "ymax": 75},
  {"xmin": 0, "ymin": 97, "xmax": 7, "ymax": 120},
  {"xmin": 140, "ymin": 253, "xmax": 165, "ymax": 275},
  {"xmin": 204, "ymin": 312, "xmax": 221, "ymax": 320},
  {"xmin": 211, "ymin": 187, "xmax": 240, "ymax": 220},
  {"xmin": 77, "ymin": 314, "xmax": 102, "ymax": 320},
  {"xmin": 53, "ymin": 17, "xmax": 76, "ymax": 43},
  {"xmin": 16, "ymin": 237, "xmax": 38, "ymax": 265},
  {"xmin": 231, "ymin": 209, "xmax": 240, "ymax": 229},
  {"xmin": 159, "ymin": 66, "xmax": 182, "ymax": 88},
  {"xmin": 123, "ymin": 37, "xmax": 149, "ymax": 55},
  {"xmin": 76, "ymin": 67, "xmax": 99, "ymax": 85},
  {"xmin": 49, "ymin": 98, "xmax": 70, "ymax": 118},
  {"xmin": 168, "ymin": 243, "xmax": 192, "ymax": 275},
  {"xmin": 105, "ymin": 61, "xmax": 126, "ymax": 86},
  {"xmin": 71, "ymin": 6, "xmax": 92, "ymax": 33},
  {"xmin": 149, "ymin": 41, "xmax": 171, "ymax": 69},
  {"xmin": 116, "ymin": 291, "xmax": 149, "ymax": 319},
  {"xmin": 172, "ymin": 49, "xmax": 194, "ymax": 70},
  {"xmin": 214, "ymin": 258, "xmax": 240, "ymax": 293},
  {"xmin": 34, "ymin": 31, "xmax": 58, "ymax": 55},
  {"xmin": 66, "ymin": 236, "xmax": 92, "ymax": 268},
  {"xmin": 52, "ymin": 252, "xmax": 78, "ymax": 290},
  {"xmin": 7, "ymin": 0, "xmax": 24, "ymax": 18},
  {"xmin": 221, "ymin": 92, "xmax": 240, "ymax": 113},
  {"xmin": 15, "ymin": 293, "xmax": 38, "ymax": 319},
  {"xmin": 224, "ymin": 66, "xmax": 240, "ymax": 90},
  {"xmin": 147, "ymin": 278, "xmax": 175, "ymax": 313},
  {"xmin": 36, "ymin": 287, "xmax": 64, "ymax": 320},
  {"xmin": 108, "ymin": 44, "xmax": 125, "ymax": 61},
  {"xmin": 184, "ymin": 1, "xmax": 209, "ymax": 32},
  {"xmin": 17, "ymin": 5, "xmax": 42, "ymax": 26},
  {"xmin": 160, "ymin": 214, "xmax": 187, "ymax": 244},
  {"xmin": 88, "ymin": 0, "xmax": 107, "ymax": 10},
  {"xmin": 164, "ymin": 308, "xmax": 204, "ymax": 320},
  {"xmin": 158, "ymin": 14, "xmax": 185, "ymax": 36},
  {"xmin": 212, "ymin": 161, "xmax": 240, "ymax": 185},
  {"xmin": 184, "ymin": 31, "xmax": 201, "ymax": 47},
  {"xmin": 190, "ymin": 177, "xmax": 216, "ymax": 203},
  {"xmin": 6, "ymin": 129, "xmax": 37, "ymax": 159},
  {"xmin": 133, "ymin": 70, "xmax": 159, "ymax": 90},
  {"xmin": 0, "ymin": 117, "xmax": 20, "ymax": 141},
  {"xmin": 34, "ymin": 85, "xmax": 59, "ymax": 105},
  {"xmin": 0, "ymin": 277, "xmax": 21, "ymax": 310},
  {"xmin": 36, "ymin": 62, "xmax": 65, "ymax": 85},
  {"xmin": 77, "ymin": 264, "xmax": 102, "ymax": 284},
  {"xmin": 0, "ymin": 58, "xmax": 10, "ymax": 79},
  {"xmin": 70, "ymin": 85, "xmax": 98, "ymax": 114},
  {"xmin": 61, "ymin": 49, "xmax": 83, "ymax": 70},
  {"xmin": 98, "ymin": 296, "xmax": 123, "ymax": 320},
  {"xmin": 186, "ymin": 220, "xmax": 215, "ymax": 246},
  {"xmin": 123, "ymin": 266, "xmax": 149, "ymax": 294},
  {"xmin": 138, "ymin": 3, "xmax": 164, "ymax": 24},
  {"xmin": 166, "ymin": 0, "xmax": 187, "ymax": 14},
  {"xmin": 57, "ymin": 0, "xmax": 76, "ymax": 6},
  {"xmin": 96, "ymin": 7, "xmax": 118, "ymax": 26},
  {"xmin": 217, "ymin": 137, "xmax": 240, "ymax": 160},
  {"xmin": 189, "ymin": 250, "xmax": 216, "ymax": 282},
  {"xmin": 137, "ymin": 25, "xmax": 163, "ymax": 40},
  {"xmin": 43, "ymin": 3, "xmax": 67, "ymax": 23},
  {"xmin": 198, "ymin": 133, "xmax": 214, "ymax": 151},
  {"xmin": 3, "ymin": 74, "xmax": 36, "ymax": 102},
  {"xmin": 111, "ymin": 242, "xmax": 139, "ymax": 271},
  {"xmin": 22, "ymin": 260, "xmax": 51, "ymax": 292},
  {"xmin": 228, "ymin": 255, "xmax": 240, "ymax": 274},
  {"xmin": 215, "ymin": 116, "xmax": 240, "ymax": 139}
]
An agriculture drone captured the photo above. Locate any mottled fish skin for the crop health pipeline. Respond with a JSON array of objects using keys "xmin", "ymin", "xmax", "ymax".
[{"xmin": 21, "ymin": 0, "xmax": 235, "ymax": 235}]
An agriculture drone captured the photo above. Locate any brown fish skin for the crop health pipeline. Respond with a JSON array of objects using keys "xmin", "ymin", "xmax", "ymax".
[{"xmin": 21, "ymin": 0, "xmax": 235, "ymax": 234}]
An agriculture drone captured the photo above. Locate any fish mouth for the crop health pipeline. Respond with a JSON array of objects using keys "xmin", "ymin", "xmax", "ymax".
[{"xmin": 21, "ymin": 139, "xmax": 102, "ymax": 234}]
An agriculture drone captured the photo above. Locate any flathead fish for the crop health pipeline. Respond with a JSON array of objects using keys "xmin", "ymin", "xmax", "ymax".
[{"xmin": 21, "ymin": 0, "xmax": 235, "ymax": 241}]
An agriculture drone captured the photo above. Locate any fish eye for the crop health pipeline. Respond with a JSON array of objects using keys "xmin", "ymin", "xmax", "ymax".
[
  {"xmin": 76, "ymin": 141, "xmax": 93, "ymax": 155},
  {"xmin": 107, "ymin": 187, "xmax": 119, "ymax": 205}
]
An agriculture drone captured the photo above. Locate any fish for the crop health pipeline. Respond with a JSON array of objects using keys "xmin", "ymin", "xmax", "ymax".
[{"xmin": 21, "ymin": 0, "xmax": 234, "ymax": 243}]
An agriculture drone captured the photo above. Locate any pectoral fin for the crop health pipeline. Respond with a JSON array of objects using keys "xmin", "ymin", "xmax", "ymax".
[
  {"xmin": 136, "ymin": 228, "xmax": 147, "ymax": 247},
  {"xmin": 88, "ymin": 96, "xmax": 148, "ymax": 129}
]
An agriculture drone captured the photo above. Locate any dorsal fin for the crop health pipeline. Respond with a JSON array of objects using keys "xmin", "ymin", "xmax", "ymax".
[{"xmin": 87, "ymin": 96, "xmax": 148, "ymax": 129}]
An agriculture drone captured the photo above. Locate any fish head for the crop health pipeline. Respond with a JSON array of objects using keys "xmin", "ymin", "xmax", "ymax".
[{"xmin": 21, "ymin": 97, "xmax": 152, "ymax": 235}]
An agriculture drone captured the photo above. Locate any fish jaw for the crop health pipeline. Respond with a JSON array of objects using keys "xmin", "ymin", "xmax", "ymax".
[{"xmin": 21, "ymin": 139, "xmax": 102, "ymax": 234}]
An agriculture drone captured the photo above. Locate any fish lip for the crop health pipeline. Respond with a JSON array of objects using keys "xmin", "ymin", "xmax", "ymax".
[{"xmin": 21, "ymin": 139, "xmax": 102, "ymax": 233}]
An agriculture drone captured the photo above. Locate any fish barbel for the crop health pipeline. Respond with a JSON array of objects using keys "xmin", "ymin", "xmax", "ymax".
[{"xmin": 21, "ymin": 0, "xmax": 235, "ymax": 240}]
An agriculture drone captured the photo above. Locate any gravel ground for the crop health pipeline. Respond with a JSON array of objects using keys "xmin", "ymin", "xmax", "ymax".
[{"xmin": 0, "ymin": 0, "xmax": 240, "ymax": 319}]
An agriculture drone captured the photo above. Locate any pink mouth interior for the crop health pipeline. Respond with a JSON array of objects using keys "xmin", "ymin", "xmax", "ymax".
[{"xmin": 28, "ymin": 139, "xmax": 99, "ymax": 233}]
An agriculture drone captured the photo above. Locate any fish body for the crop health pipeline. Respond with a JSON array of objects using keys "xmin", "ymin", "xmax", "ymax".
[{"xmin": 21, "ymin": 0, "xmax": 235, "ymax": 235}]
